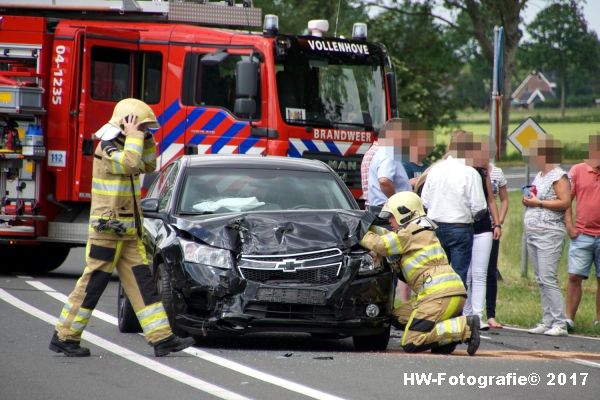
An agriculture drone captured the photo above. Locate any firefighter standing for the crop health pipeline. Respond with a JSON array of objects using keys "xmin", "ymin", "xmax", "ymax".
[
  {"xmin": 360, "ymin": 192, "xmax": 480, "ymax": 355},
  {"xmin": 50, "ymin": 98, "xmax": 195, "ymax": 357}
]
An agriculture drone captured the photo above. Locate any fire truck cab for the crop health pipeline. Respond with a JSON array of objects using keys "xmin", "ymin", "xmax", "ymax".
[{"xmin": 0, "ymin": 0, "xmax": 397, "ymax": 272}]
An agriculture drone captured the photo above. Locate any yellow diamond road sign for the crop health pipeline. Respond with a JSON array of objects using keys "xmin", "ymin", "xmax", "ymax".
[{"xmin": 508, "ymin": 117, "xmax": 547, "ymax": 154}]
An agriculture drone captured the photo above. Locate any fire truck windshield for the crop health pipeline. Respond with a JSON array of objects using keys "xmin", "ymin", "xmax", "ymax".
[{"xmin": 275, "ymin": 37, "xmax": 386, "ymax": 132}]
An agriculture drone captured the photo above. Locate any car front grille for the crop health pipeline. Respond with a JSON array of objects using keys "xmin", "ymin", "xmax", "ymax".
[
  {"xmin": 238, "ymin": 248, "xmax": 344, "ymax": 284},
  {"xmin": 244, "ymin": 302, "xmax": 336, "ymax": 320}
]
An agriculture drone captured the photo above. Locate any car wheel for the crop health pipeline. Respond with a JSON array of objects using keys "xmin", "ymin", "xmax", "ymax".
[
  {"xmin": 117, "ymin": 282, "xmax": 142, "ymax": 333},
  {"xmin": 154, "ymin": 262, "xmax": 186, "ymax": 337},
  {"xmin": 352, "ymin": 325, "xmax": 390, "ymax": 351}
]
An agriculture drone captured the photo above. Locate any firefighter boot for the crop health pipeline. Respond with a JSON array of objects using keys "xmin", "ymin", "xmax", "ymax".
[
  {"xmin": 466, "ymin": 315, "xmax": 481, "ymax": 356},
  {"xmin": 49, "ymin": 332, "xmax": 91, "ymax": 357},
  {"xmin": 153, "ymin": 335, "xmax": 196, "ymax": 357}
]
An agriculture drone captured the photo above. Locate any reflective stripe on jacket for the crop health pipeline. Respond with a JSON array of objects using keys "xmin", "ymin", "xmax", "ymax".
[
  {"xmin": 359, "ymin": 223, "xmax": 466, "ymax": 300},
  {"xmin": 88, "ymin": 131, "xmax": 156, "ymax": 240}
]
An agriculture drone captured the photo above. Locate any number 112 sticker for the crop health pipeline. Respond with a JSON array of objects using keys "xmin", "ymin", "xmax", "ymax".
[{"xmin": 48, "ymin": 150, "xmax": 66, "ymax": 167}]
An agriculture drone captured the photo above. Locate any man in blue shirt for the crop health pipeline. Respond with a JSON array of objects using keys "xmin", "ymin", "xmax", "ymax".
[{"xmin": 367, "ymin": 121, "xmax": 411, "ymax": 213}]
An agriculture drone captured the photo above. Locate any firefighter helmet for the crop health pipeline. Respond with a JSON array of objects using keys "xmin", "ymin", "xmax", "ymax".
[
  {"xmin": 379, "ymin": 192, "xmax": 426, "ymax": 225},
  {"xmin": 109, "ymin": 98, "xmax": 160, "ymax": 129},
  {"xmin": 96, "ymin": 98, "xmax": 160, "ymax": 141}
]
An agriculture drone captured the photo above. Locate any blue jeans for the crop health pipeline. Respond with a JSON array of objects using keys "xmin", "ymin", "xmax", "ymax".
[{"xmin": 434, "ymin": 223, "xmax": 474, "ymax": 286}]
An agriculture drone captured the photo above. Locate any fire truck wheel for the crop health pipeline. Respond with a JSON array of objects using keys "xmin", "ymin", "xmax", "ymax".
[
  {"xmin": 117, "ymin": 282, "xmax": 143, "ymax": 333},
  {"xmin": 2, "ymin": 244, "xmax": 70, "ymax": 274}
]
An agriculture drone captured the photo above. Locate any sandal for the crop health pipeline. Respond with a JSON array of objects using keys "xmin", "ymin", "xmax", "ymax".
[{"xmin": 488, "ymin": 318, "xmax": 503, "ymax": 328}]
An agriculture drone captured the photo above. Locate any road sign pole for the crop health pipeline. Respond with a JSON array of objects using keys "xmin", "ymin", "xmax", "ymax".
[{"xmin": 520, "ymin": 163, "xmax": 531, "ymax": 277}]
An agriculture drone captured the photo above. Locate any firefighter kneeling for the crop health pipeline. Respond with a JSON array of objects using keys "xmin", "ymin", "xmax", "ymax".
[{"xmin": 360, "ymin": 192, "xmax": 480, "ymax": 355}]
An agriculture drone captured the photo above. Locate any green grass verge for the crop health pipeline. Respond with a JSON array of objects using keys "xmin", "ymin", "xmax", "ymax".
[{"xmin": 495, "ymin": 190, "xmax": 599, "ymax": 336}]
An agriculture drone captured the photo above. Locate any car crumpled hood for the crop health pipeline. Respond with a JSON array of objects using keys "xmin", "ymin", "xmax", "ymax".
[{"xmin": 177, "ymin": 210, "xmax": 376, "ymax": 255}]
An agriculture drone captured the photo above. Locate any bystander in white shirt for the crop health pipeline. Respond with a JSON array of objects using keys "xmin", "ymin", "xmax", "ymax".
[{"xmin": 421, "ymin": 156, "xmax": 487, "ymax": 223}]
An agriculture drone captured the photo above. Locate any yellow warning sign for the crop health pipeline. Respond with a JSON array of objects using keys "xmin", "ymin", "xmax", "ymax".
[{"xmin": 508, "ymin": 117, "xmax": 547, "ymax": 154}]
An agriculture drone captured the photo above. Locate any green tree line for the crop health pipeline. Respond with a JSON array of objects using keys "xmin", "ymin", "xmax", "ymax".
[{"xmin": 254, "ymin": 0, "xmax": 600, "ymax": 155}]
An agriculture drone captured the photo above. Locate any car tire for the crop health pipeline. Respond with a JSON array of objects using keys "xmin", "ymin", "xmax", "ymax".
[
  {"xmin": 117, "ymin": 282, "xmax": 142, "ymax": 333},
  {"xmin": 155, "ymin": 262, "xmax": 186, "ymax": 337},
  {"xmin": 352, "ymin": 325, "xmax": 390, "ymax": 351}
]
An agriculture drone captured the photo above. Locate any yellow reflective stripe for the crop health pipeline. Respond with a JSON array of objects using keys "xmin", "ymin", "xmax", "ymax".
[
  {"xmin": 71, "ymin": 307, "xmax": 92, "ymax": 333},
  {"xmin": 136, "ymin": 302, "xmax": 170, "ymax": 335},
  {"xmin": 142, "ymin": 147, "xmax": 156, "ymax": 163},
  {"xmin": 402, "ymin": 244, "xmax": 447, "ymax": 280},
  {"xmin": 88, "ymin": 226, "xmax": 138, "ymax": 236},
  {"xmin": 402, "ymin": 308, "xmax": 419, "ymax": 346},
  {"xmin": 418, "ymin": 280, "xmax": 465, "ymax": 299},
  {"xmin": 92, "ymin": 181, "xmax": 132, "ymax": 196},
  {"xmin": 111, "ymin": 241, "xmax": 123, "ymax": 272},
  {"xmin": 380, "ymin": 232, "xmax": 402, "ymax": 256},
  {"xmin": 439, "ymin": 296, "xmax": 461, "ymax": 321},
  {"xmin": 136, "ymin": 238, "xmax": 148, "ymax": 265},
  {"xmin": 58, "ymin": 303, "xmax": 73, "ymax": 324},
  {"xmin": 125, "ymin": 138, "xmax": 144, "ymax": 156},
  {"xmin": 90, "ymin": 215, "xmax": 135, "ymax": 222},
  {"xmin": 370, "ymin": 226, "xmax": 389, "ymax": 235},
  {"xmin": 136, "ymin": 302, "xmax": 166, "ymax": 320}
]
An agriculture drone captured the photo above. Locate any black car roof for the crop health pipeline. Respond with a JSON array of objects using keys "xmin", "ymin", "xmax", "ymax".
[{"xmin": 183, "ymin": 155, "xmax": 332, "ymax": 172}]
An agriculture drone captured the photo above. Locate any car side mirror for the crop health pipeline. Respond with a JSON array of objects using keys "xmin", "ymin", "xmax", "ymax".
[
  {"xmin": 234, "ymin": 98, "xmax": 257, "ymax": 118},
  {"xmin": 141, "ymin": 198, "xmax": 162, "ymax": 219},
  {"xmin": 236, "ymin": 59, "xmax": 258, "ymax": 98}
]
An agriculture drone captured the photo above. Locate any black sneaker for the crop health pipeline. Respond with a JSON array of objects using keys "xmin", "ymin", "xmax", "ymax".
[
  {"xmin": 466, "ymin": 315, "xmax": 480, "ymax": 356},
  {"xmin": 49, "ymin": 332, "xmax": 90, "ymax": 357},
  {"xmin": 154, "ymin": 335, "xmax": 195, "ymax": 357}
]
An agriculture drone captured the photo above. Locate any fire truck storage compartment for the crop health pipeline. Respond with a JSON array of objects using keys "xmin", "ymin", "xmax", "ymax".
[{"xmin": 0, "ymin": 85, "xmax": 44, "ymax": 115}]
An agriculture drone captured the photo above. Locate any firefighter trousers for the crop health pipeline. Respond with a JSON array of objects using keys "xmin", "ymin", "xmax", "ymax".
[
  {"xmin": 55, "ymin": 238, "xmax": 172, "ymax": 344},
  {"xmin": 394, "ymin": 295, "xmax": 471, "ymax": 353}
]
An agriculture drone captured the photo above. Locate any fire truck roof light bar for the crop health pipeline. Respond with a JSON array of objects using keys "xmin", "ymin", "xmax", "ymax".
[{"xmin": 0, "ymin": 0, "xmax": 262, "ymax": 28}]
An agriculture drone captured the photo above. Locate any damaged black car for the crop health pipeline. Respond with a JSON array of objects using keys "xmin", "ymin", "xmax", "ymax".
[{"xmin": 117, "ymin": 155, "xmax": 393, "ymax": 351}]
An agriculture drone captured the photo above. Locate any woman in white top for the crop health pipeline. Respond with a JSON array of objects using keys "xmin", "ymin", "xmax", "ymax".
[{"xmin": 522, "ymin": 137, "xmax": 571, "ymax": 336}]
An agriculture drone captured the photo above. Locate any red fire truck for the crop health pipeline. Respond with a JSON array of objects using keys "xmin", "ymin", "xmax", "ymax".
[{"xmin": 0, "ymin": 0, "xmax": 398, "ymax": 272}]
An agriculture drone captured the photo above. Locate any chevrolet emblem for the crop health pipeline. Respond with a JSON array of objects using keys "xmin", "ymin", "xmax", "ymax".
[{"xmin": 275, "ymin": 258, "xmax": 303, "ymax": 272}]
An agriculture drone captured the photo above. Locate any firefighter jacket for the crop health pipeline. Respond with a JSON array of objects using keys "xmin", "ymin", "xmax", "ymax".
[
  {"xmin": 360, "ymin": 223, "xmax": 466, "ymax": 301},
  {"xmin": 88, "ymin": 130, "xmax": 156, "ymax": 240}
]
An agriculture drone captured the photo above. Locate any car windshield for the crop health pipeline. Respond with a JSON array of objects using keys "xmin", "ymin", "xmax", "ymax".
[
  {"xmin": 276, "ymin": 38, "xmax": 386, "ymax": 131},
  {"xmin": 178, "ymin": 167, "xmax": 354, "ymax": 214}
]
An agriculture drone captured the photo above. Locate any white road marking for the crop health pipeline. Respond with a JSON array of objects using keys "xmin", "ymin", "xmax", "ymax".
[
  {"xmin": 0, "ymin": 288, "xmax": 250, "ymax": 400},
  {"xmin": 503, "ymin": 326, "xmax": 600, "ymax": 342},
  {"xmin": 570, "ymin": 358, "xmax": 600, "ymax": 369},
  {"xmin": 25, "ymin": 279, "xmax": 349, "ymax": 400}
]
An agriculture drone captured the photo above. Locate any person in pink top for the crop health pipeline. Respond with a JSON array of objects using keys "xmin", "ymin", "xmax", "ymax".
[{"xmin": 565, "ymin": 135, "xmax": 600, "ymax": 333}]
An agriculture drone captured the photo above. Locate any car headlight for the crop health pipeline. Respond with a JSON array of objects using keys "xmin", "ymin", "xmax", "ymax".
[
  {"xmin": 354, "ymin": 252, "xmax": 384, "ymax": 276},
  {"xmin": 180, "ymin": 238, "xmax": 234, "ymax": 269}
]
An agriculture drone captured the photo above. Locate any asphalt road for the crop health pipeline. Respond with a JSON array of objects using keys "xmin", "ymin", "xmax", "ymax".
[{"xmin": 2, "ymin": 247, "xmax": 600, "ymax": 400}]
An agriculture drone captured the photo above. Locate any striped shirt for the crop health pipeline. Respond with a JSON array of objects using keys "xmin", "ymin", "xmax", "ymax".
[
  {"xmin": 489, "ymin": 165, "xmax": 507, "ymax": 199},
  {"xmin": 360, "ymin": 141, "xmax": 379, "ymax": 205}
]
